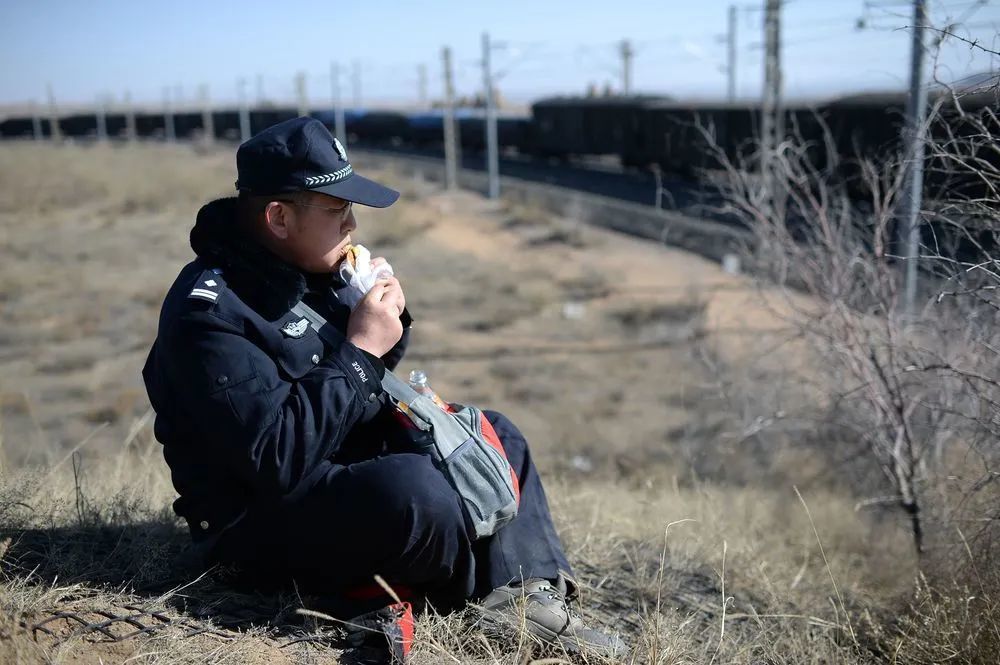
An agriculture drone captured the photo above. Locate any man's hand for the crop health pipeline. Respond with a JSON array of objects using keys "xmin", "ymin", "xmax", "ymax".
[{"xmin": 346, "ymin": 276, "xmax": 405, "ymax": 357}]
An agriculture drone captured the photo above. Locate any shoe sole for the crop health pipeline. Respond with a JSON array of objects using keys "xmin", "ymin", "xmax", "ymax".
[{"xmin": 479, "ymin": 613, "xmax": 625, "ymax": 658}]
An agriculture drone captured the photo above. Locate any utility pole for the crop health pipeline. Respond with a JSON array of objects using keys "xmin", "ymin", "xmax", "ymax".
[
  {"xmin": 442, "ymin": 46, "xmax": 459, "ymax": 190},
  {"xmin": 123, "ymin": 90, "xmax": 137, "ymax": 143},
  {"xmin": 200, "ymin": 84, "xmax": 214, "ymax": 145},
  {"xmin": 96, "ymin": 94, "xmax": 108, "ymax": 141},
  {"xmin": 163, "ymin": 87, "xmax": 176, "ymax": 142},
  {"xmin": 482, "ymin": 32, "xmax": 500, "ymax": 199},
  {"xmin": 352, "ymin": 60, "xmax": 362, "ymax": 109},
  {"xmin": 901, "ymin": 0, "xmax": 929, "ymax": 314},
  {"xmin": 295, "ymin": 71, "xmax": 309, "ymax": 118},
  {"xmin": 237, "ymin": 77, "xmax": 251, "ymax": 142},
  {"xmin": 760, "ymin": 0, "xmax": 783, "ymax": 214},
  {"xmin": 417, "ymin": 64, "xmax": 428, "ymax": 108},
  {"xmin": 727, "ymin": 4, "xmax": 738, "ymax": 102},
  {"xmin": 46, "ymin": 83, "xmax": 62, "ymax": 143},
  {"xmin": 620, "ymin": 39, "xmax": 634, "ymax": 95},
  {"xmin": 30, "ymin": 100, "xmax": 42, "ymax": 140},
  {"xmin": 330, "ymin": 63, "xmax": 347, "ymax": 145}
]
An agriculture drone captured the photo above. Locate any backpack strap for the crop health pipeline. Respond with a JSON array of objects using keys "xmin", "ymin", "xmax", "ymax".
[
  {"xmin": 380, "ymin": 370, "xmax": 422, "ymax": 405},
  {"xmin": 291, "ymin": 300, "xmax": 419, "ymax": 404},
  {"xmin": 290, "ymin": 301, "xmax": 334, "ymax": 338}
]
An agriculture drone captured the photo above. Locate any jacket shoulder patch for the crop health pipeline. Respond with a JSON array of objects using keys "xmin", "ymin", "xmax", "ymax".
[{"xmin": 188, "ymin": 268, "xmax": 227, "ymax": 303}]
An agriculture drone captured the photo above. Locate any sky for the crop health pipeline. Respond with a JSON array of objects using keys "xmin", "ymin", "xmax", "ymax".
[{"xmin": 2, "ymin": 0, "xmax": 999, "ymax": 111}]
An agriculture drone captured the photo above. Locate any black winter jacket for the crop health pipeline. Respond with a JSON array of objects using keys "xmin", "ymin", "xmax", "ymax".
[{"xmin": 142, "ymin": 198, "xmax": 412, "ymax": 541}]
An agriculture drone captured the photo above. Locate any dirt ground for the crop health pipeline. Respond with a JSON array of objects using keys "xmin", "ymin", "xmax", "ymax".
[
  {"xmin": 0, "ymin": 143, "xmax": 790, "ymax": 477},
  {"xmin": 0, "ymin": 142, "xmax": 917, "ymax": 664}
]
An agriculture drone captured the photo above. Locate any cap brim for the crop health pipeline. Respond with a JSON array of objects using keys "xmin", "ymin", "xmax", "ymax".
[{"xmin": 311, "ymin": 173, "xmax": 400, "ymax": 208}]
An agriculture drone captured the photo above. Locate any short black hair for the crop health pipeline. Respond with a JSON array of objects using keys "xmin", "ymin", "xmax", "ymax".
[{"xmin": 236, "ymin": 190, "xmax": 306, "ymax": 220}]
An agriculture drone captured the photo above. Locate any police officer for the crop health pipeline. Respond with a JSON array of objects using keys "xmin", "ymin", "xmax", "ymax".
[{"xmin": 142, "ymin": 117, "xmax": 624, "ymax": 657}]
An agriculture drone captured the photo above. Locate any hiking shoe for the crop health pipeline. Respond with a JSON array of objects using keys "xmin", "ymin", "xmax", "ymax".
[{"xmin": 478, "ymin": 578, "xmax": 628, "ymax": 659}]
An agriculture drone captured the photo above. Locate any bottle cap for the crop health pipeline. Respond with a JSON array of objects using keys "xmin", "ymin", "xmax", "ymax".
[{"xmin": 408, "ymin": 369, "xmax": 428, "ymax": 388}]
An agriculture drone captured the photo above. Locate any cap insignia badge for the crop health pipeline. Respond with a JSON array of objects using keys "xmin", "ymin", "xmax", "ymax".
[{"xmin": 333, "ymin": 138, "xmax": 348, "ymax": 161}]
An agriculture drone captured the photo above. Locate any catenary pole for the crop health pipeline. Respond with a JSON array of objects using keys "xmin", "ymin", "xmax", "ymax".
[
  {"xmin": 30, "ymin": 100, "xmax": 42, "ymax": 140},
  {"xmin": 46, "ymin": 83, "xmax": 62, "ymax": 143},
  {"xmin": 200, "ymin": 84, "xmax": 214, "ymax": 145},
  {"xmin": 352, "ymin": 60, "xmax": 362, "ymax": 109},
  {"xmin": 620, "ymin": 39, "xmax": 634, "ymax": 95},
  {"xmin": 483, "ymin": 32, "xmax": 500, "ymax": 199},
  {"xmin": 163, "ymin": 87, "xmax": 175, "ymax": 142},
  {"xmin": 238, "ymin": 77, "xmax": 251, "ymax": 142},
  {"xmin": 760, "ymin": 0, "xmax": 782, "ymax": 214},
  {"xmin": 295, "ymin": 71, "xmax": 309, "ymax": 118},
  {"xmin": 330, "ymin": 63, "xmax": 347, "ymax": 145},
  {"xmin": 727, "ymin": 4, "xmax": 738, "ymax": 102},
  {"xmin": 901, "ymin": 0, "xmax": 929, "ymax": 315},
  {"xmin": 96, "ymin": 94, "xmax": 108, "ymax": 141},
  {"xmin": 418, "ymin": 64, "xmax": 428, "ymax": 108},
  {"xmin": 124, "ymin": 90, "xmax": 137, "ymax": 142},
  {"xmin": 442, "ymin": 46, "xmax": 459, "ymax": 190}
]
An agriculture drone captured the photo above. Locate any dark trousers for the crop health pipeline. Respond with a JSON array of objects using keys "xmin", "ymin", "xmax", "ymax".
[{"xmin": 211, "ymin": 411, "xmax": 572, "ymax": 614}]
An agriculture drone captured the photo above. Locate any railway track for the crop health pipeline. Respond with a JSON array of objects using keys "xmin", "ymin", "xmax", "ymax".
[{"xmin": 355, "ymin": 146, "xmax": 751, "ymax": 265}]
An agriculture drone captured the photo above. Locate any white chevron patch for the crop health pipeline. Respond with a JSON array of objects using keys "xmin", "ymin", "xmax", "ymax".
[{"xmin": 304, "ymin": 164, "xmax": 353, "ymax": 186}]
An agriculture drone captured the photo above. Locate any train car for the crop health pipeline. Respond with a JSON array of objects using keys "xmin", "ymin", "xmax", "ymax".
[
  {"xmin": 625, "ymin": 101, "xmax": 757, "ymax": 174},
  {"xmin": 60, "ymin": 114, "xmax": 98, "ymax": 138},
  {"xmin": 817, "ymin": 92, "xmax": 907, "ymax": 171},
  {"xmin": 250, "ymin": 107, "xmax": 298, "ymax": 135},
  {"xmin": 406, "ymin": 112, "xmax": 445, "ymax": 148},
  {"xmin": 457, "ymin": 112, "xmax": 486, "ymax": 153},
  {"xmin": 530, "ymin": 96, "xmax": 661, "ymax": 161},
  {"xmin": 627, "ymin": 100, "xmax": 825, "ymax": 176},
  {"xmin": 455, "ymin": 110, "xmax": 532, "ymax": 155},
  {"xmin": 136, "ymin": 112, "xmax": 166, "ymax": 138},
  {"xmin": 0, "ymin": 116, "xmax": 42, "ymax": 138},
  {"xmin": 346, "ymin": 110, "xmax": 410, "ymax": 146},
  {"xmin": 925, "ymin": 88, "xmax": 1000, "ymax": 201},
  {"xmin": 817, "ymin": 88, "xmax": 998, "ymax": 187},
  {"xmin": 210, "ymin": 110, "xmax": 240, "ymax": 141},
  {"xmin": 498, "ymin": 115, "xmax": 533, "ymax": 155}
]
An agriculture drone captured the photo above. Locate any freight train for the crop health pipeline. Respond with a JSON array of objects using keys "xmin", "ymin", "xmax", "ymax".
[{"xmin": 2, "ymin": 90, "xmax": 995, "ymax": 191}]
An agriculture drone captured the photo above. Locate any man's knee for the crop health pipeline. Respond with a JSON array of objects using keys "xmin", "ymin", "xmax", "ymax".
[{"xmin": 483, "ymin": 409, "xmax": 528, "ymax": 461}]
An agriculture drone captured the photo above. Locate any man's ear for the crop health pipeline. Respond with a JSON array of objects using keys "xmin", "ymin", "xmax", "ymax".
[{"xmin": 263, "ymin": 201, "xmax": 292, "ymax": 240}]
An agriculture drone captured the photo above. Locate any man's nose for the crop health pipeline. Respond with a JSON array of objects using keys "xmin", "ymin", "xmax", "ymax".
[{"xmin": 342, "ymin": 210, "xmax": 357, "ymax": 234}]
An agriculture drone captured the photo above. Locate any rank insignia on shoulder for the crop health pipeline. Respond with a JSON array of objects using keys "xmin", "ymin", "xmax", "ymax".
[
  {"xmin": 281, "ymin": 318, "xmax": 310, "ymax": 338},
  {"xmin": 188, "ymin": 287, "xmax": 219, "ymax": 303},
  {"xmin": 188, "ymin": 268, "xmax": 226, "ymax": 303}
]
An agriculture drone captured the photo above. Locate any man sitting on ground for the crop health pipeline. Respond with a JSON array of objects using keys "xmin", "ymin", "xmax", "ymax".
[{"xmin": 142, "ymin": 117, "xmax": 625, "ymax": 658}]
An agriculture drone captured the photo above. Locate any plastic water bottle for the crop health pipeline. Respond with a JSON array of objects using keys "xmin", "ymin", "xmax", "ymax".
[{"xmin": 409, "ymin": 369, "xmax": 448, "ymax": 410}]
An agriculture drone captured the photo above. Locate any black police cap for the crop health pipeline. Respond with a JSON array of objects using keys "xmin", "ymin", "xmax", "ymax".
[{"xmin": 235, "ymin": 116, "xmax": 399, "ymax": 208}]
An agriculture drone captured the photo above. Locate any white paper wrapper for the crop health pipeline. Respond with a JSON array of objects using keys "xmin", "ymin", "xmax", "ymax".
[{"xmin": 335, "ymin": 244, "xmax": 394, "ymax": 309}]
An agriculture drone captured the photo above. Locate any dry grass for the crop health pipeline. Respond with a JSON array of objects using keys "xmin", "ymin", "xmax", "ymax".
[{"xmin": 0, "ymin": 142, "xmax": 991, "ymax": 663}]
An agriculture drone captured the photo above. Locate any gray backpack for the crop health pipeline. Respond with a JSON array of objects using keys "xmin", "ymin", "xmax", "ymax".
[
  {"xmin": 290, "ymin": 301, "xmax": 520, "ymax": 540},
  {"xmin": 380, "ymin": 372, "xmax": 520, "ymax": 539}
]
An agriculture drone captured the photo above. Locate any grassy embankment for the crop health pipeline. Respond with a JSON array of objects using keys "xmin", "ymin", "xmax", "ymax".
[{"xmin": 0, "ymin": 143, "xmax": 987, "ymax": 663}]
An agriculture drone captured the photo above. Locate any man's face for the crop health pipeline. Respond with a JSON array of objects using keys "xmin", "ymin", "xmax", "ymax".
[{"xmin": 277, "ymin": 192, "xmax": 357, "ymax": 273}]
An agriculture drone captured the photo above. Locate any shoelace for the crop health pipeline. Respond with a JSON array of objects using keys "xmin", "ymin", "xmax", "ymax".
[{"xmin": 529, "ymin": 584, "xmax": 582, "ymax": 621}]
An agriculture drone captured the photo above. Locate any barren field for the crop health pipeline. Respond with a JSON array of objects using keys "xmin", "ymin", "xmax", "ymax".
[{"xmin": 0, "ymin": 143, "xmax": 929, "ymax": 663}]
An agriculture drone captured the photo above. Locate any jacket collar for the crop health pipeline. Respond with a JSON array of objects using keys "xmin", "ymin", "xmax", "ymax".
[{"xmin": 191, "ymin": 197, "xmax": 335, "ymax": 318}]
